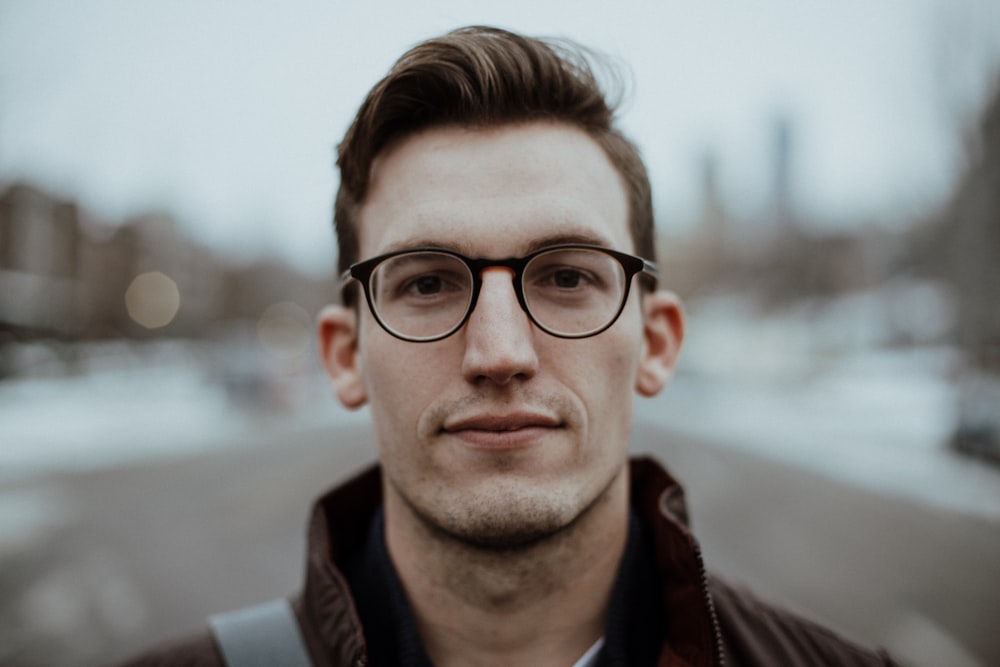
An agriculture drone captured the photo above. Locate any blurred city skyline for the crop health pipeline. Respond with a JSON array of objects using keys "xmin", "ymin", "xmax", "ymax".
[{"xmin": 1, "ymin": 0, "xmax": 998, "ymax": 272}]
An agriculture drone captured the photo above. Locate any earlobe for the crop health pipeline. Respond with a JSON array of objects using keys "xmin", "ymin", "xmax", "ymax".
[
  {"xmin": 317, "ymin": 305, "xmax": 368, "ymax": 408},
  {"xmin": 635, "ymin": 291, "xmax": 685, "ymax": 397}
]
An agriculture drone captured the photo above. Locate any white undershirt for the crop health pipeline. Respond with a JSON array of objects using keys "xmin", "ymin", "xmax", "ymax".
[{"xmin": 570, "ymin": 637, "xmax": 605, "ymax": 667}]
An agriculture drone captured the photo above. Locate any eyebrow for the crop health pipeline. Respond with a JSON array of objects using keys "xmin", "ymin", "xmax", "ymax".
[{"xmin": 380, "ymin": 229, "xmax": 616, "ymax": 257}]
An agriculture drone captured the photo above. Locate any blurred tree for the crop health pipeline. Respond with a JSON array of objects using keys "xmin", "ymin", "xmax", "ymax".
[{"xmin": 943, "ymin": 77, "xmax": 1000, "ymax": 461}]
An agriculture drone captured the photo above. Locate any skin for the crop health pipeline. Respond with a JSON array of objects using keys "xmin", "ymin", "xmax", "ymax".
[{"xmin": 319, "ymin": 121, "xmax": 684, "ymax": 666}]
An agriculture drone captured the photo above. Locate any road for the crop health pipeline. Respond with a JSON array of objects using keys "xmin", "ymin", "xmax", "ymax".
[{"xmin": 1, "ymin": 419, "xmax": 997, "ymax": 667}]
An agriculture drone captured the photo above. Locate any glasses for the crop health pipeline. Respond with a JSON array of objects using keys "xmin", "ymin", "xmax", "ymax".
[{"xmin": 341, "ymin": 244, "xmax": 658, "ymax": 342}]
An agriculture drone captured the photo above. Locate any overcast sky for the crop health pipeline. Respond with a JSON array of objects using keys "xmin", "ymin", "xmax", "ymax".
[{"xmin": 1, "ymin": 0, "xmax": 997, "ymax": 272}]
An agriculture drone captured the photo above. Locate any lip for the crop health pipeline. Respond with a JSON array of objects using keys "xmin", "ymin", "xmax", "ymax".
[{"xmin": 442, "ymin": 412, "xmax": 563, "ymax": 449}]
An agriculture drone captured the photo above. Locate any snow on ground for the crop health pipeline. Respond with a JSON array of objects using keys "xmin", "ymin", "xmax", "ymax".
[
  {"xmin": 0, "ymin": 366, "xmax": 233, "ymax": 478},
  {"xmin": 0, "ymin": 341, "xmax": 365, "ymax": 481},
  {"xmin": 638, "ymin": 291, "xmax": 1000, "ymax": 521},
  {"xmin": 644, "ymin": 367, "xmax": 1000, "ymax": 521}
]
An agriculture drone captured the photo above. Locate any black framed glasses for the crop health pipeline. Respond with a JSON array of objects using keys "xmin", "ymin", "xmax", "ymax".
[{"xmin": 341, "ymin": 243, "xmax": 659, "ymax": 342}]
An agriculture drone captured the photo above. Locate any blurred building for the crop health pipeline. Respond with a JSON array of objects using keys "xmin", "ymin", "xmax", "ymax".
[
  {"xmin": 0, "ymin": 182, "xmax": 334, "ymax": 379},
  {"xmin": 658, "ymin": 127, "xmax": 903, "ymax": 309},
  {"xmin": 657, "ymin": 151, "xmax": 728, "ymax": 298},
  {"xmin": 937, "ymin": 79, "xmax": 1000, "ymax": 459},
  {"xmin": 0, "ymin": 183, "xmax": 83, "ymax": 337}
]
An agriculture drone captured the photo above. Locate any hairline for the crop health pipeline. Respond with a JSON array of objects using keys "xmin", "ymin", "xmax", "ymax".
[{"xmin": 345, "ymin": 118, "xmax": 644, "ymax": 252}]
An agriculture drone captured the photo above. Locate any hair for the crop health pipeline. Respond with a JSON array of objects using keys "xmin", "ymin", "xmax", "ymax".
[{"xmin": 334, "ymin": 25, "xmax": 654, "ymax": 296}]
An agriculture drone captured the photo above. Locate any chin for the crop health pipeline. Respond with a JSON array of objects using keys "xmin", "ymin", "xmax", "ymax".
[{"xmin": 420, "ymin": 478, "xmax": 593, "ymax": 551}]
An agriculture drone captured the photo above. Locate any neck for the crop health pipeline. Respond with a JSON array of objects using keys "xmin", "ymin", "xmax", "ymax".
[{"xmin": 384, "ymin": 467, "xmax": 630, "ymax": 667}]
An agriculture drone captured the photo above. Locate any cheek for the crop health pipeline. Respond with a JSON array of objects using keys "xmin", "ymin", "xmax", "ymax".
[
  {"xmin": 559, "ymin": 328, "xmax": 642, "ymax": 418},
  {"xmin": 360, "ymin": 334, "xmax": 452, "ymax": 423},
  {"xmin": 589, "ymin": 315, "xmax": 643, "ymax": 384},
  {"xmin": 593, "ymin": 327, "xmax": 644, "ymax": 426}
]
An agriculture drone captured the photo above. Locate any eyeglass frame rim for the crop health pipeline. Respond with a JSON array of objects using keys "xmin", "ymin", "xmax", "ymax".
[{"xmin": 339, "ymin": 243, "xmax": 660, "ymax": 343}]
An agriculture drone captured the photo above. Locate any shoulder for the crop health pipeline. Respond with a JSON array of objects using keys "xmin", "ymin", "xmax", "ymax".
[
  {"xmin": 111, "ymin": 628, "xmax": 224, "ymax": 667},
  {"xmin": 709, "ymin": 576, "xmax": 899, "ymax": 667}
]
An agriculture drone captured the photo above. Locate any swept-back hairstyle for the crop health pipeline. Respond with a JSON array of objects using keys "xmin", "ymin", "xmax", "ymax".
[{"xmin": 334, "ymin": 26, "xmax": 654, "ymax": 294}]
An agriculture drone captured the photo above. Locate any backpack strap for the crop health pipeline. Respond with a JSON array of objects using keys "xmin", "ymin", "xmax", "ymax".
[{"xmin": 209, "ymin": 598, "xmax": 313, "ymax": 667}]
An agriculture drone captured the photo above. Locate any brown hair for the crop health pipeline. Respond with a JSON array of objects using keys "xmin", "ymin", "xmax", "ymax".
[{"xmin": 334, "ymin": 26, "xmax": 654, "ymax": 289}]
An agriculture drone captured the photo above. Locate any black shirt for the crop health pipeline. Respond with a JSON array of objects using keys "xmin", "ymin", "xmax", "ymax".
[{"xmin": 343, "ymin": 509, "xmax": 663, "ymax": 667}]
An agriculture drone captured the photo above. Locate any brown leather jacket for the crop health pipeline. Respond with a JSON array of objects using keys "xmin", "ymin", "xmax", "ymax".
[{"xmin": 118, "ymin": 457, "xmax": 897, "ymax": 666}]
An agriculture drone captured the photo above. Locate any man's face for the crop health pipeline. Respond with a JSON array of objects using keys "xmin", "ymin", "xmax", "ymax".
[{"xmin": 326, "ymin": 122, "xmax": 674, "ymax": 548}]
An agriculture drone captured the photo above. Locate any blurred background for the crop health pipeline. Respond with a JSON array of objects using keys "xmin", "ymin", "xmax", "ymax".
[{"xmin": 1, "ymin": 1, "xmax": 999, "ymax": 666}]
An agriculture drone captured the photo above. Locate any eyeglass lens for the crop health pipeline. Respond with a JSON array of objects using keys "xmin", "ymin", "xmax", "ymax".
[{"xmin": 367, "ymin": 248, "xmax": 628, "ymax": 340}]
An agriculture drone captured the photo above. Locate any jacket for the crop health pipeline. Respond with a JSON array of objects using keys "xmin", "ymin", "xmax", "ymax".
[{"xmin": 117, "ymin": 457, "xmax": 897, "ymax": 666}]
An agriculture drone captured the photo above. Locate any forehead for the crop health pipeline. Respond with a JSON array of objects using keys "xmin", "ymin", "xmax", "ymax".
[{"xmin": 356, "ymin": 122, "xmax": 632, "ymax": 257}]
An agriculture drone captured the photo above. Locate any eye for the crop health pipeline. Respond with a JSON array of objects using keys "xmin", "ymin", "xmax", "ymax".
[
  {"xmin": 524, "ymin": 249, "xmax": 622, "ymax": 302},
  {"xmin": 532, "ymin": 263, "xmax": 599, "ymax": 291},
  {"xmin": 393, "ymin": 268, "xmax": 469, "ymax": 302},
  {"xmin": 550, "ymin": 269, "xmax": 588, "ymax": 289},
  {"xmin": 374, "ymin": 252, "xmax": 470, "ymax": 304},
  {"xmin": 407, "ymin": 274, "xmax": 446, "ymax": 295}
]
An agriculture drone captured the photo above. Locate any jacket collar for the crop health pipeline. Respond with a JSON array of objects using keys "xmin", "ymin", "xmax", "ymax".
[
  {"xmin": 629, "ymin": 456, "xmax": 722, "ymax": 666},
  {"xmin": 299, "ymin": 465, "xmax": 382, "ymax": 667},
  {"xmin": 298, "ymin": 458, "xmax": 721, "ymax": 667}
]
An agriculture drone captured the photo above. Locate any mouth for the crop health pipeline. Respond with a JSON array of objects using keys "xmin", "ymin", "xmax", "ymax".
[{"xmin": 441, "ymin": 412, "xmax": 563, "ymax": 449}]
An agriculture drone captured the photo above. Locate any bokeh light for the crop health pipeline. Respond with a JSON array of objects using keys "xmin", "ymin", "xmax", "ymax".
[{"xmin": 124, "ymin": 272, "xmax": 180, "ymax": 329}]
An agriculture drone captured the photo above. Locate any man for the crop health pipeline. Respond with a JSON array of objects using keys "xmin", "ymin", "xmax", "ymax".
[{"xmin": 122, "ymin": 26, "xmax": 896, "ymax": 666}]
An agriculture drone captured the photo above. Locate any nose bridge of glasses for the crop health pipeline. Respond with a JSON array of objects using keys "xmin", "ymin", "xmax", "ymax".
[{"xmin": 472, "ymin": 263, "xmax": 529, "ymax": 314}]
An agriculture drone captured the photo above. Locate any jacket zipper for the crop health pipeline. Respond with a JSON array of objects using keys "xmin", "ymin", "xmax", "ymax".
[{"xmin": 690, "ymin": 539, "xmax": 726, "ymax": 667}]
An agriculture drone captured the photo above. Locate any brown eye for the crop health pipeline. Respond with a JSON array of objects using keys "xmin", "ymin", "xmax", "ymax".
[
  {"xmin": 552, "ymin": 269, "xmax": 585, "ymax": 289},
  {"xmin": 408, "ymin": 275, "xmax": 445, "ymax": 295}
]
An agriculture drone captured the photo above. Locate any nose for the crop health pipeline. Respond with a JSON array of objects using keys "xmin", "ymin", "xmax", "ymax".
[{"xmin": 461, "ymin": 268, "xmax": 539, "ymax": 385}]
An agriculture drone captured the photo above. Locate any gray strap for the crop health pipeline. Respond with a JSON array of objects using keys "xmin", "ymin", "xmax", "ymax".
[{"xmin": 209, "ymin": 598, "xmax": 313, "ymax": 667}]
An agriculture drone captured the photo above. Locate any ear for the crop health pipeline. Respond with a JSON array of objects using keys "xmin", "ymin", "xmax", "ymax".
[
  {"xmin": 635, "ymin": 290, "xmax": 685, "ymax": 397},
  {"xmin": 317, "ymin": 305, "xmax": 368, "ymax": 408}
]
